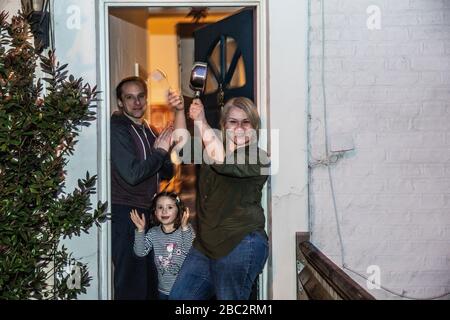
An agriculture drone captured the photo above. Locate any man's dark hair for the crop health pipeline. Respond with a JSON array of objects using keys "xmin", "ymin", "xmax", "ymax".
[{"xmin": 116, "ymin": 76, "xmax": 148, "ymax": 102}]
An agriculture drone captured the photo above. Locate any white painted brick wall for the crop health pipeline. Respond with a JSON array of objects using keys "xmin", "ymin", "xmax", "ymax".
[{"xmin": 309, "ymin": 0, "xmax": 450, "ymax": 300}]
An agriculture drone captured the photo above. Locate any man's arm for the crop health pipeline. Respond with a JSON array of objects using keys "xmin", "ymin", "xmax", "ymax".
[
  {"xmin": 159, "ymin": 153, "xmax": 174, "ymax": 180},
  {"xmin": 111, "ymin": 124, "xmax": 169, "ymax": 185}
]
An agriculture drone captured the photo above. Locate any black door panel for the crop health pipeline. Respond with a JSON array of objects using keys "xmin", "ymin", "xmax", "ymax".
[{"xmin": 194, "ymin": 9, "xmax": 254, "ymax": 129}]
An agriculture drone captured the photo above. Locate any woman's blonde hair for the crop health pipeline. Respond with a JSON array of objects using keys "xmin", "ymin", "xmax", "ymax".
[{"xmin": 219, "ymin": 97, "xmax": 260, "ymax": 132}]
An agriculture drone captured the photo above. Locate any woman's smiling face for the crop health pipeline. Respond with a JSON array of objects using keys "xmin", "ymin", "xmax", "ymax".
[{"xmin": 224, "ymin": 106, "xmax": 255, "ymax": 147}]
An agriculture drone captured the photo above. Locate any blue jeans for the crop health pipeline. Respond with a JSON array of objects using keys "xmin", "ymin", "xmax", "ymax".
[{"xmin": 169, "ymin": 231, "xmax": 268, "ymax": 300}]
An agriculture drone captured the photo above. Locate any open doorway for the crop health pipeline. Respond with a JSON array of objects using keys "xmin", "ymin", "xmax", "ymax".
[
  {"xmin": 101, "ymin": 2, "xmax": 268, "ymax": 300},
  {"xmin": 109, "ymin": 6, "xmax": 249, "ymax": 219}
]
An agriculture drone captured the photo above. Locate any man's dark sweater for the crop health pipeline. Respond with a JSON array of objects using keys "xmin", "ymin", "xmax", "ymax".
[{"xmin": 110, "ymin": 112, "xmax": 173, "ymax": 209}]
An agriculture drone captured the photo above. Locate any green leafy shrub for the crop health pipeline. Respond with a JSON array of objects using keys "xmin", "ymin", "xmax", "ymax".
[{"xmin": 0, "ymin": 10, "xmax": 108, "ymax": 299}]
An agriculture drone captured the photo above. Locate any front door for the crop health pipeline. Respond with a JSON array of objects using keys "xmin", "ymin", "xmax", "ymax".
[
  {"xmin": 193, "ymin": 9, "xmax": 259, "ymax": 300},
  {"xmin": 194, "ymin": 8, "xmax": 255, "ymax": 129}
]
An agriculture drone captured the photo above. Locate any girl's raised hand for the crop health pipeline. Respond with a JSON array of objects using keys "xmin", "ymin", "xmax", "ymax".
[
  {"xmin": 130, "ymin": 209, "xmax": 146, "ymax": 232},
  {"xmin": 181, "ymin": 207, "xmax": 190, "ymax": 231}
]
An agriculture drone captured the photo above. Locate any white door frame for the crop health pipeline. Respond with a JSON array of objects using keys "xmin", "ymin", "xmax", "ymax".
[{"xmin": 97, "ymin": 0, "xmax": 269, "ymax": 300}]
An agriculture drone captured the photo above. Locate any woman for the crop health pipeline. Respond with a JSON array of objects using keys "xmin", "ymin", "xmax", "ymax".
[{"xmin": 169, "ymin": 97, "xmax": 270, "ymax": 300}]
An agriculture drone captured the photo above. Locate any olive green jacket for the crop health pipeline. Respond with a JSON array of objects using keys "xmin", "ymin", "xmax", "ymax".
[{"xmin": 194, "ymin": 145, "xmax": 270, "ymax": 259}]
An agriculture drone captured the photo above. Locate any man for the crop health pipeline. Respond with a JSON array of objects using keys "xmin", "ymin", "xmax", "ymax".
[{"xmin": 110, "ymin": 76, "xmax": 185, "ymax": 300}]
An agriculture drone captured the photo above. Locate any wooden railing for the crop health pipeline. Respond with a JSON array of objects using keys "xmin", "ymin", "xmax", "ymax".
[{"xmin": 297, "ymin": 233, "xmax": 375, "ymax": 300}]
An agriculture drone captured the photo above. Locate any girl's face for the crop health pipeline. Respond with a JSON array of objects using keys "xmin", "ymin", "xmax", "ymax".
[
  {"xmin": 224, "ymin": 107, "xmax": 255, "ymax": 147},
  {"xmin": 155, "ymin": 196, "xmax": 178, "ymax": 231}
]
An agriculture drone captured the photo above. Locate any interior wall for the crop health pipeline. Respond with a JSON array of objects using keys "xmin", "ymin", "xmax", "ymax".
[
  {"xmin": 109, "ymin": 8, "xmax": 149, "ymax": 114},
  {"xmin": 147, "ymin": 12, "xmax": 230, "ymax": 105}
]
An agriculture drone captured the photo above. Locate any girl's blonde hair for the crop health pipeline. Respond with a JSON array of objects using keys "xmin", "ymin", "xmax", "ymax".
[{"xmin": 219, "ymin": 97, "xmax": 261, "ymax": 132}]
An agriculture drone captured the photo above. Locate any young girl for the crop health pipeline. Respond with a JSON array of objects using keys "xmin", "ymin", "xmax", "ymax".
[{"xmin": 130, "ymin": 192, "xmax": 195, "ymax": 300}]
